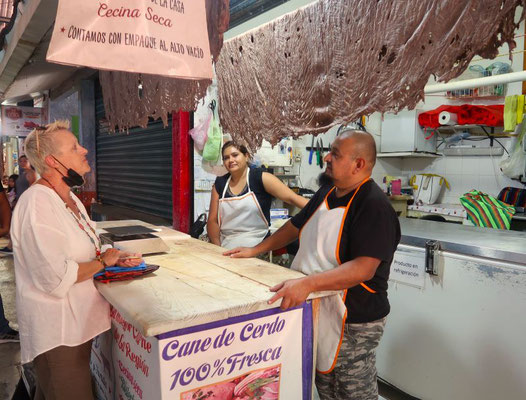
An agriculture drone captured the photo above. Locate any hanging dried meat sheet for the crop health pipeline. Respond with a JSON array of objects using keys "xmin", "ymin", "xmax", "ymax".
[
  {"xmin": 216, "ymin": 0, "xmax": 525, "ymax": 149},
  {"xmin": 99, "ymin": 0, "xmax": 230, "ymax": 131}
]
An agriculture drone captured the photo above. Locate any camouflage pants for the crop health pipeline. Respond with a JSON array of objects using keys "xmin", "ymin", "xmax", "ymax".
[{"xmin": 315, "ymin": 317, "xmax": 386, "ymax": 400}]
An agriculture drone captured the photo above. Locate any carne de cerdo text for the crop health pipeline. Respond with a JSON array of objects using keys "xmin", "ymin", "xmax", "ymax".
[{"xmin": 162, "ymin": 316, "xmax": 285, "ymax": 390}]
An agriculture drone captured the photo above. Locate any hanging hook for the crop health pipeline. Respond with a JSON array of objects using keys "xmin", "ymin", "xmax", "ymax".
[
  {"xmin": 209, "ymin": 99, "xmax": 216, "ymax": 113},
  {"xmin": 137, "ymin": 74, "xmax": 143, "ymax": 99}
]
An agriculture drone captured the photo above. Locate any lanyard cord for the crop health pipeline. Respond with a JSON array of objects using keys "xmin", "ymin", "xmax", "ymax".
[{"xmin": 40, "ymin": 177, "xmax": 102, "ymax": 256}]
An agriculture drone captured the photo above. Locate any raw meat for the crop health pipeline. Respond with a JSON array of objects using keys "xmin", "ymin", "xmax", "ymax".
[
  {"xmin": 216, "ymin": 0, "xmax": 524, "ymax": 148},
  {"xmin": 99, "ymin": 0, "xmax": 230, "ymax": 131}
]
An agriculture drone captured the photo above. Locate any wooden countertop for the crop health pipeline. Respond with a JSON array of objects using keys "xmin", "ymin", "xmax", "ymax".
[{"xmin": 95, "ymin": 221, "xmax": 332, "ymax": 337}]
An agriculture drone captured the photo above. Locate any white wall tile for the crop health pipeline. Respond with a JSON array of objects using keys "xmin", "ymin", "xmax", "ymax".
[
  {"xmin": 445, "ymin": 173, "xmax": 462, "ymax": 191},
  {"xmin": 374, "ymin": 159, "xmax": 403, "ymax": 176},
  {"xmin": 443, "ymin": 173, "xmax": 461, "ymax": 201},
  {"xmin": 432, "ymin": 157, "xmax": 447, "ymax": 174},
  {"xmin": 479, "ymin": 175, "xmax": 500, "ymax": 197},
  {"xmin": 461, "ymin": 158, "xmax": 481, "ymax": 175},
  {"xmin": 477, "ymin": 156, "xmax": 498, "ymax": 175},
  {"xmin": 461, "ymin": 174, "xmax": 480, "ymax": 193},
  {"xmin": 444, "ymin": 157, "xmax": 463, "ymax": 174}
]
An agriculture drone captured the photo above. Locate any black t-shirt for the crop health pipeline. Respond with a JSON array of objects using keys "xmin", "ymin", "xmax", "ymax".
[
  {"xmin": 213, "ymin": 168, "xmax": 273, "ymax": 225},
  {"xmin": 291, "ymin": 180, "xmax": 401, "ymax": 323}
]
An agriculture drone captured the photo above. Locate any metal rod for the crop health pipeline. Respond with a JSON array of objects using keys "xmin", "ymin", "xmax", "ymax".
[{"xmin": 424, "ymin": 70, "xmax": 526, "ymax": 94}]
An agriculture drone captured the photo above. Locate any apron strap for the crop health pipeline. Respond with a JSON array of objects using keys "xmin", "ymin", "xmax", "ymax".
[
  {"xmin": 298, "ymin": 186, "xmax": 336, "ymax": 240},
  {"xmin": 246, "ymin": 167, "xmax": 252, "ymax": 192}
]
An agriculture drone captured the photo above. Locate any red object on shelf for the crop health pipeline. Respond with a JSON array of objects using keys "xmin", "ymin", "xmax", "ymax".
[{"xmin": 418, "ymin": 104, "xmax": 504, "ymax": 128}]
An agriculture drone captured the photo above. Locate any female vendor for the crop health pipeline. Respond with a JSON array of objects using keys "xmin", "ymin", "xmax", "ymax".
[{"xmin": 207, "ymin": 141, "xmax": 308, "ymax": 249}]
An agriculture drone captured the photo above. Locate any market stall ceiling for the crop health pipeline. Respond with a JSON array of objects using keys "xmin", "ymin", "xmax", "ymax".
[
  {"xmin": 216, "ymin": 0, "xmax": 526, "ymax": 149},
  {"xmin": 2, "ymin": 29, "xmax": 79, "ymax": 102},
  {"xmin": 0, "ymin": 0, "xmax": 60, "ymax": 101}
]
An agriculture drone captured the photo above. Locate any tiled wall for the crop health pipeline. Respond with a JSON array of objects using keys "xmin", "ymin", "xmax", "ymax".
[
  {"xmin": 399, "ymin": 149, "xmax": 523, "ymax": 204},
  {"xmin": 372, "ymin": 158, "xmax": 403, "ymax": 186}
]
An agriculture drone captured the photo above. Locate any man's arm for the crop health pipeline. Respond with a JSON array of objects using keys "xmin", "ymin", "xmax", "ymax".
[
  {"xmin": 0, "ymin": 190, "xmax": 11, "ymax": 237},
  {"xmin": 223, "ymin": 220, "xmax": 299, "ymax": 258},
  {"xmin": 268, "ymin": 256, "xmax": 381, "ymax": 309}
]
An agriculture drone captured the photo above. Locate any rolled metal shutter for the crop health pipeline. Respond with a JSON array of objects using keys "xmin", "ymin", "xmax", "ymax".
[
  {"xmin": 95, "ymin": 84, "xmax": 173, "ymax": 221},
  {"xmin": 229, "ymin": 0, "xmax": 290, "ymax": 28}
]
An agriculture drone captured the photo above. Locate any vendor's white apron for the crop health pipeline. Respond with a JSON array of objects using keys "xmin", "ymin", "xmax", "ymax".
[
  {"xmin": 291, "ymin": 178, "xmax": 373, "ymax": 373},
  {"xmin": 219, "ymin": 168, "xmax": 269, "ymax": 249}
]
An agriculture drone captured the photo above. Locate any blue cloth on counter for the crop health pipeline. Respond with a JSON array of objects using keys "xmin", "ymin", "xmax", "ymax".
[{"xmin": 94, "ymin": 261, "xmax": 147, "ymax": 278}]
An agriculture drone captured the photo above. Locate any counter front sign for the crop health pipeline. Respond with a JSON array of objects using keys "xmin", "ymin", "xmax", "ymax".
[
  {"xmin": 1, "ymin": 106, "xmax": 46, "ymax": 136},
  {"xmin": 92, "ymin": 304, "xmax": 313, "ymax": 400},
  {"xmin": 47, "ymin": 0, "xmax": 213, "ymax": 79}
]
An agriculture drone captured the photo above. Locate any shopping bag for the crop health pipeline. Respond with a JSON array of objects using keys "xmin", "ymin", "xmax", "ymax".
[{"xmin": 202, "ymin": 114, "xmax": 222, "ymax": 162}]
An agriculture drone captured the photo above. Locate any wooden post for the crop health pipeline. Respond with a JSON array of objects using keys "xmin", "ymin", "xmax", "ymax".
[{"xmin": 172, "ymin": 111, "xmax": 192, "ymax": 232}]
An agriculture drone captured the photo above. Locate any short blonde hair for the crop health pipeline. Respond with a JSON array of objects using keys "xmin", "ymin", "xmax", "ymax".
[{"xmin": 24, "ymin": 120, "xmax": 71, "ymax": 174}]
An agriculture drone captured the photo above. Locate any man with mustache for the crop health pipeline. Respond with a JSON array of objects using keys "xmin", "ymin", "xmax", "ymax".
[{"xmin": 225, "ymin": 129, "xmax": 400, "ymax": 400}]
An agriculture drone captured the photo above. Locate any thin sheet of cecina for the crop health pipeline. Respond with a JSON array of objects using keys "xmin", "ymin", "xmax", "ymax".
[
  {"xmin": 216, "ymin": 0, "xmax": 525, "ymax": 149},
  {"xmin": 99, "ymin": 0, "xmax": 230, "ymax": 131}
]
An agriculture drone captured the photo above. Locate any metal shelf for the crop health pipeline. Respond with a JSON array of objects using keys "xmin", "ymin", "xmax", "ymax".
[
  {"xmin": 377, "ymin": 152, "xmax": 442, "ymax": 158},
  {"xmin": 445, "ymin": 96, "xmax": 504, "ymax": 101},
  {"xmin": 435, "ymin": 124, "xmax": 503, "ymax": 135},
  {"xmin": 441, "ymin": 147, "xmax": 504, "ymax": 156}
]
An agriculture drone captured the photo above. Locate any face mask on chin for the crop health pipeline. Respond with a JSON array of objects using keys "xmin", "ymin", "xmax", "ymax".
[{"xmin": 52, "ymin": 156, "xmax": 85, "ymax": 188}]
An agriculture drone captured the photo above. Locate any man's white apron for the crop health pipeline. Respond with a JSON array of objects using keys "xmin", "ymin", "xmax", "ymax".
[{"xmin": 291, "ymin": 178, "xmax": 373, "ymax": 373}]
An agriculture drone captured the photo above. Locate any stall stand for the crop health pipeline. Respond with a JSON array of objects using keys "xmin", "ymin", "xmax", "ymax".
[{"xmin": 91, "ymin": 221, "xmax": 329, "ymax": 400}]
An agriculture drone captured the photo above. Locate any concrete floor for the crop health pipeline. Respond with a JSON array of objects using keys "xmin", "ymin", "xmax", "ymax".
[
  {"xmin": 0, "ymin": 252, "xmax": 20, "ymax": 400},
  {"xmin": 0, "ymin": 250, "xmax": 415, "ymax": 400}
]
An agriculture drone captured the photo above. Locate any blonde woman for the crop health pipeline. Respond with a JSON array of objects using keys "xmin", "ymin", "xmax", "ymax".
[{"xmin": 11, "ymin": 121, "xmax": 141, "ymax": 400}]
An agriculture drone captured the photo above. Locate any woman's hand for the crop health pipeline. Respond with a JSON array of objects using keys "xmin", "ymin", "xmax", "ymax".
[
  {"xmin": 116, "ymin": 252, "xmax": 143, "ymax": 267},
  {"xmin": 101, "ymin": 248, "xmax": 121, "ymax": 267}
]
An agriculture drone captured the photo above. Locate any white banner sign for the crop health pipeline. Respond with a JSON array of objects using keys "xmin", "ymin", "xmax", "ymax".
[
  {"xmin": 390, "ymin": 250, "xmax": 426, "ymax": 289},
  {"xmin": 93, "ymin": 304, "xmax": 314, "ymax": 400},
  {"xmin": 47, "ymin": 0, "xmax": 213, "ymax": 79},
  {"xmin": 1, "ymin": 106, "xmax": 46, "ymax": 136}
]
